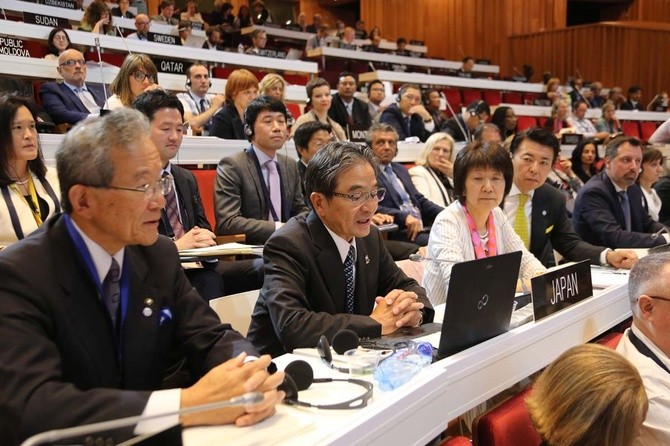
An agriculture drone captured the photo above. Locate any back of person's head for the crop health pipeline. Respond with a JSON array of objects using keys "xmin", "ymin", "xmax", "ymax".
[
  {"xmin": 509, "ymin": 127, "xmax": 560, "ymax": 163},
  {"xmin": 57, "ymin": 109, "xmax": 150, "ymax": 213},
  {"xmin": 473, "ymin": 123, "xmax": 502, "ymax": 143},
  {"xmin": 466, "ymin": 99, "xmax": 490, "ymax": 117},
  {"xmin": 132, "ymin": 89, "xmax": 184, "ymax": 121},
  {"xmin": 305, "ymin": 77, "xmax": 330, "ymax": 101},
  {"xmin": 243, "ymin": 95, "xmax": 287, "ymax": 141},
  {"xmin": 110, "ymin": 53, "xmax": 158, "ymax": 107},
  {"xmin": 604, "ymin": 135, "xmax": 641, "ymax": 160},
  {"xmin": 452, "ymin": 141, "xmax": 513, "ymax": 204},
  {"xmin": 527, "ymin": 343, "xmax": 647, "ymax": 446},
  {"xmin": 294, "ymin": 120, "xmax": 331, "ymax": 154},
  {"xmin": 224, "ymin": 68, "xmax": 259, "ymax": 105}
]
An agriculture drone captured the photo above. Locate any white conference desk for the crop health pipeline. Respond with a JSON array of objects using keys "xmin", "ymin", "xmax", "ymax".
[{"xmin": 183, "ymin": 282, "xmax": 630, "ymax": 445}]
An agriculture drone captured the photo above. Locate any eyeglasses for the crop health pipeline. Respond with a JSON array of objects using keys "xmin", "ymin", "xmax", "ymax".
[
  {"xmin": 94, "ymin": 176, "xmax": 173, "ymax": 201},
  {"xmin": 331, "ymin": 188, "xmax": 385, "ymax": 204},
  {"xmin": 132, "ymin": 71, "xmax": 156, "ymax": 83},
  {"xmin": 645, "ymin": 295, "xmax": 670, "ymax": 303},
  {"xmin": 59, "ymin": 59, "xmax": 85, "ymax": 67},
  {"xmin": 53, "ymin": 35, "xmax": 69, "ymax": 41}
]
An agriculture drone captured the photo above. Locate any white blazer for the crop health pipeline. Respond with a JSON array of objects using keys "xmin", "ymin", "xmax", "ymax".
[
  {"xmin": 0, "ymin": 169, "xmax": 61, "ymax": 246},
  {"xmin": 409, "ymin": 165, "xmax": 452, "ymax": 207}
]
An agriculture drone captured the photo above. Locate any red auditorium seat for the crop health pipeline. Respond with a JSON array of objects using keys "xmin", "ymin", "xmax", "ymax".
[
  {"xmin": 640, "ymin": 121, "xmax": 659, "ymax": 141},
  {"xmin": 187, "ymin": 168, "xmax": 217, "ymax": 229},
  {"xmin": 621, "ymin": 121, "xmax": 641, "ymax": 138},
  {"xmin": 537, "ymin": 117, "xmax": 547, "ymax": 128},
  {"xmin": 516, "ymin": 116, "xmax": 537, "ymax": 131},
  {"xmin": 286, "ymin": 102, "xmax": 302, "ymax": 119},
  {"xmin": 472, "ymin": 387, "xmax": 541, "ymax": 446},
  {"xmin": 440, "ymin": 436, "xmax": 472, "ymax": 446},
  {"xmin": 462, "ymin": 89, "xmax": 482, "ymax": 105},
  {"xmin": 84, "ymin": 51, "xmax": 126, "ymax": 67},
  {"xmin": 595, "ymin": 332, "xmax": 623, "ymax": 349},
  {"xmin": 444, "ymin": 88, "xmax": 462, "ymax": 110},
  {"xmin": 212, "ymin": 66, "xmax": 235, "ymax": 79},
  {"xmin": 502, "ymin": 92, "xmax": 522, "ymax": 104},
  {"xmin": 522, "ymin": 92, "xmax": 539, "ymax": 105},
  {"xmin": 282, "ymin": 73, "xmax": 309, "ymax": 86},
  {"xmin": 483, "ymin": 90, "xmax": 502, "ymax": 106}
]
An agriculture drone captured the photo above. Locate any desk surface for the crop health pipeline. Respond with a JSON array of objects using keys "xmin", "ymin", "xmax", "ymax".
[{"xmin": 182, "ymin": 283, "xmax": 630, "ymax": 445}]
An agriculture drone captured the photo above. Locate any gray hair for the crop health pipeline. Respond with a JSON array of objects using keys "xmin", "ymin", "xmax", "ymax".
[
  {"xmin": 56, "ymin": 108, "xmax": 151, "ymax": 212},
  {"xmin": 304, "ymin": 141, "xmax": 378, "ymax": 205},
  {"xmin": 365, "ymin": 122, "xmax": 398, "ymax": 147},
  {"xmin": 415, "ymin": 132, "xmax": 456, "ymax": 166},
  {"xmin": 605, "ymin": 135, "xmax": 641, "ymax": 160},
  {"xmin": 628, "ymin": 252, "xmax": 670, "ymax": 316}
]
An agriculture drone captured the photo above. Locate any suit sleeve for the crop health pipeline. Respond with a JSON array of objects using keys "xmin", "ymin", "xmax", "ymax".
[
  {"xmin": 379, "ymin": 108, "xmax": 406, "ymax": 140},
  {"xmin": 39, "ymin": 83, "xmax": 89, "ymax": 125},
  {"xmin": 209, "ymin": 108, "xmax": 235, "ymax": 139},
  {"xmin": 548, "ymin": 197, "xmax": 603, "ymax": 264}
]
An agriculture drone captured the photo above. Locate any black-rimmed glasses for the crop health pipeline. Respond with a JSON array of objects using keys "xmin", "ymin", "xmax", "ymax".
[
  {"xmin": 59, "ymin": 59, "xmax": 85, "ymax": 67},
  {"xmin": 132, "ymin": 71, "xmax": 156, "ymax": 83}
]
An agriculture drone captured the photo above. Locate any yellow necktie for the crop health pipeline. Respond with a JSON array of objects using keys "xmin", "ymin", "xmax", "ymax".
[{"xmin": 514, "ymin": 194, "xmax": 530, "ymax": 248}]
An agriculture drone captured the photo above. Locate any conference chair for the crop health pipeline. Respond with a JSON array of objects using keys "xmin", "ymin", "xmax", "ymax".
[
  {"xmin": 621, "ymin": 121, "xmax": 641, "ymax": 138},
  {"xmin": 440, "ymin": 436, "xmax": 472, "ymax": 446},
  {"xmin": 640, "ymin": 121, "xmax": 658, "ymax": 141},
  {"xmin": 594, "ymin": 331, "xmax": 623, "ymax": 349}
]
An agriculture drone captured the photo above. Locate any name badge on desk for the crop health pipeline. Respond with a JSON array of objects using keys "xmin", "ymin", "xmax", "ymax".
[{"xmin": 531, "ymin": 260, "xmax": 593, "ymax": 321}]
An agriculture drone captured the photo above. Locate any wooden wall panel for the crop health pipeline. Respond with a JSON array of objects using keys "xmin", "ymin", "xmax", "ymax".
[
  {"xmin": 625, "ymin": 0, "xmax": 670, "ymax": 21},
  {"xmin": 298, "ymin": 0, "xmax": 358, "ymax": 31}
]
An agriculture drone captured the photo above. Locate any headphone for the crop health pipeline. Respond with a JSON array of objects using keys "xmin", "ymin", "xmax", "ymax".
[
  {"xmin": 396, "ymin": 84, "xmax": 411, "ymax": 103},
  {"xmin": 185, "ymin": 64, "xmax": 212, "ymax": 89}
]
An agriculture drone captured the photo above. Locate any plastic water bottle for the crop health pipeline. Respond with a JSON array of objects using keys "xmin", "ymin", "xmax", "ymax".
[
  {"xmin": 238, "ymin": 43, "xmax": 244, "ymax": 53},
  {"xmin": 373, "ymin": 342, "xmax": 433, "ymax": 391}
]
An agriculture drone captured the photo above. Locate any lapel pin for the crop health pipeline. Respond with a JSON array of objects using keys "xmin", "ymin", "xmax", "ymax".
[
  {"xmin": 143, "ymin": 298, "xmax": 154, "ymax": 317},
  {"xmin": 542, "ymin": 210, "xmax": 547, "ymax": 216},
  {"xmin": 365, "ymin": 255, "xmax": 370, "ymax": 264}
]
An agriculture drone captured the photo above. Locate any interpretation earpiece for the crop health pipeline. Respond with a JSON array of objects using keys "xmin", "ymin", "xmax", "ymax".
[{"xmin": 331, "ymin": 329, "xmax": 360, "ymax": 354}]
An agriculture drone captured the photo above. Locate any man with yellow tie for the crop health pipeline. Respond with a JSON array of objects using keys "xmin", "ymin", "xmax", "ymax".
[{"xmin": 504, "ymin": 128, "xmax": 637, "ymax": 269}]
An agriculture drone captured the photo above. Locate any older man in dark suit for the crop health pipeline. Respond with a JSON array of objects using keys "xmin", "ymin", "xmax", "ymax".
[
  {"xmin": 0, "ymin": 109, "xmax": 283, "ymax": 444},
  {"xmin": 39, "ymin": 49, "xmax": 105, "ymax": 125},
  {"xmin": 327, "ymin": 71, "xmax": 372, "ymax": 135}
]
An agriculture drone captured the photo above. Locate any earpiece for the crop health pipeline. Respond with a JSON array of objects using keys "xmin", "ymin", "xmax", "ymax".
[{"xmin": 244, "ymin": 123, "xmax": 253, "ymax": 140}]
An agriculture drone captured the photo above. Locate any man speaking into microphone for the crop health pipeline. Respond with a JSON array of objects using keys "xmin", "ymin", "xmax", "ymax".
[
  {"xmin": 0, "ymin": 109, "xmax": 283, "ymax": 444},
  {"xmin": 248, "ymin": 141, "xmax": 434, "ymax": 357}
]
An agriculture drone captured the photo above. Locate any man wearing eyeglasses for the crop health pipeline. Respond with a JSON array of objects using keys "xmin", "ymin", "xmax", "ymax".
[
  {"xmin": 379, "ymin": 83, "xmax": 435, "ymax": 142},
  {"xmin": 127, "ymin": 14, "xmax": 151, "ymax": 41},
  {"xmin": 0, "ymin": 109, "xmax": 285, "ymax": 443},
  {"xmin": 39, "ymin": 48, "xmax": 106, "ymax": 126},
  {"xmin": 617, "ymin": 252, "xmax": 670, "ymax": 444},
  {"xmin": 247, "ymin": 141, "xmax": 434, "ymax": 357}
]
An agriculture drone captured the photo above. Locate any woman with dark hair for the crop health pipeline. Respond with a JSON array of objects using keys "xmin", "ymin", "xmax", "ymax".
[
  {"xmin": 291, "ymin": 77, "xmax": 345, "ymax": 141},
  {"xmin": 570, "ymin": 139, "xmax": 600, "ymax": 184},
  {"xmin": 0, "ymin": 95, "xmax": 60, "ymax": 246},
  {"xmin": 490, "ymin": 105, "xmax": 517, "ymax": 140},
  {"xmin": 210, "ymin": 0, "xmax": 235, "ymax": 30},
  {"xmin": 105, "ymin": 54, "xmax": 159, "ymax": 109},
  {"xmin": 423, "ymin": 141, "xmax": 545, "ymax": 305},
  {"xmin": 638, "ymin": 146, "xmax": 664, "ymax": 221},
  {"xmin": 79, "ymin": 0, "xmax": 115, "ymax": 35},
  {"xmin": 44, "ymin": 28, "xmax": 72, "ymax": 61},
  {"xmin": 209, "ymin": 68, "xmax": 258, "ymax": 139},
  {"xmin": 234, "ymin": 4, "xmax": 252, "ymax": 29}
]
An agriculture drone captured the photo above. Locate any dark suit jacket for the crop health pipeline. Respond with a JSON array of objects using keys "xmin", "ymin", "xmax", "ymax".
[
  {"xmin": 0, "ymin": 214, "xmax": 254, "ymax": 442},
  {"xmin": 214, "ymin": 147, "xmax": 309, "ymax": 244},
  {"xmin": 327, "ymin": 93, "xmax": 372, "ymax": 132},
  {"xmin": 379, "ymin": 103, "xmax": 432, "ymax": 142},
  {"xmin": 529, "ymin": 183, "xmax": 604, "ymax": 267},
  {"xmin": 39, "ymin": 82, "xmax": 105, "ymax": 125},
  {"xmin": 159, "ymin": 164, "xmax": 211, "ymax": 236},
  {"xmin": 440, "ymin": 115, "xmax": 469, "ymax": 142},
  {"xmin": 620, "ymin": 99, "xmax": 644, "ymax": 111},
  {"xmin": 247, "ymin": 212, "xmax": 434, "ymax": 357},
  {"xmin": 209, "ymin": 103, "xmax": 246, "ymax": 140},
  {"xmin": 654, "ymin": 175, "xmax": 670, "ymax": 226},
  {"xmin": 572, "ymin": 172, "xmax": 666, "ymax": 248},
  {"xmin": 111, "ymin": 7, "xmax": 134, "ymax": 18},
  {"xmin": 376, "ymin": 162, "xmax": 443, "ymax": 233}
]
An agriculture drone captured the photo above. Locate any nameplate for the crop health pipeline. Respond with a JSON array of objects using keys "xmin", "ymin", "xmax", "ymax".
[
  {"xmin": 285, "ymin": 24, "xmax": 303, "ymax": 32},
  {"xmin": 561, "ymin": 133, "xmax": 583, "ymax": 145},
  {"xmin": 531, "ymin": 260, "xmax": 593, "ymax": 321},
  {"xmin": 258, "ymin": 49, "xmax": 287, "ymax": 59},
  {"xmin": 189, "ymin": 21, "xmax": 203, "ymax": 31},
  {"xmin": 0, "ymin": 37, "xmax": 31, "ymax": 58},
  {"xmin": 148, "ymin": 32, "xmax": 179, "ymax": 46},
  {"xmin": 348, "ymin": 124, "xmax": 369, "ymax": 143},
  {"xmin": 513, "ymin": 76, "xmax": 528, "ymax": 83},
  {"xmin": 23, "ymin": 12, "xmax": 69, "ymax": 28},
  {"xmin": 153, "ymin": 58, "xmax": 187, "ymax": 74},
  {"xmin": 476, "ymin": 59, "xmax": 491, "ymax": 65},
  {"xmin": 41, "ymin": 0, "xmax": 77, "ymax": 9}
]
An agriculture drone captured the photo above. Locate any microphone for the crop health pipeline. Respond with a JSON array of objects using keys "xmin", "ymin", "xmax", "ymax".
[
  {"xmin": 94, "ymin": 37, "xmax": 109, "ymax": 102},
  {"xmin": 651, "ymin": 227, "xmax": 669, "ymax": 240},
  {"xmin": 368, "ymin": 61, "xmax": 376, "ymax": 72},
  {"xmin": 408, "ymin": 253, "xmax": 451, "ymax": 264},
  {"xmin": 115, "ymin": 23, "xmax": 133, "ymax": 55},
  {"xmin": 1, "ymin": 8, "xmax": 7, "ymax": 20},
  {"xmin": 20, "ymin": 392, "xmax": 263, "ymax": 446}
]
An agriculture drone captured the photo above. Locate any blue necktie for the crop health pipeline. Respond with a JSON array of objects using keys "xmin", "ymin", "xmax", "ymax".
[
  {"xmin": 344, "ymin": 246, "xmax": 355, "ymax": 314},
  {"xmin": 384, "ymin": 165, "xmax": 411, "ymax": 204},
  {"xmin": 103, "ymin": 258, "xmax": 121, "ymax": 330},
  {"xmin": 619, "ymin": 191, "xmax": 631, "ymax": 231}
]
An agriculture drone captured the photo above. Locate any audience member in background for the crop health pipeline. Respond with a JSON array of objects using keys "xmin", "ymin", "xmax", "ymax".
[
  {"xmin": 544, "ymin": 99, "xmax": 574, "ymax": 138},
  {"xmin": 180, "ymin": 1, "xmax": 205, "ymax": 27},
  {"xmin": 234, "ymin": 4, "xmax": 252, "ymax": 29},
  {"xmin": 568, "ymin": 77, "xmax": 585, "ymax": 104},
  {"xmin": 176, "ymin": 63, "xmax": 224, "ymax": 135},
  {"xmin": 423, "ymin": 88, "xmax": 447, "ymax": 129},
  {"xmin": 608, "ymin": 86, "xmax": 626, "ymax": 110},
  {"xmin": 247, "ymin": 141, "xmax": 434, "ymax": 357},
  {"xmin": 473, "ymin": 123, "xmax": 502, "ymax": 143},
  {"xmin": 210, "ymin": 69, "xmax": 258, "ymax": 140},
  {"xmin": 305, "ymin": 13, "xmax": 322, "ymax": 34},
  {"xmin": 369, "ymin": 26, "xmax": 381, "ymax": 41},
  {"xmin": 292, "ymin": 77, "xmax": 345, "ymax": 141},
  {"xmin": 546, "ymin": 153, "xmax": 583, "ymax": 215},
  {"xmin": 111, "ymin": 0, "xmax": 134, "ymax": 18},
  {"xmin": 210, "ymin": 0, "xmax": 234, "ymax": 31},
  {"xmin": 440, "ymin": 99, "xmax": 490, "ymax": 142},
  {"xmin": 637, "ymin": 146, "xmax": 664, "ymax": 221},
  {"xmin": 251, "ymin": 0, "xmax": 273, "ymax": 25},
  {"xmin": 294, "ymin": 120, "xmax": 331, "ymax": 191},
  {"xmin": 203, "ymin": 25, "xmax": 226, "ymax": 50},
  {"xmin": 366, "ymin": 79, "xmax": 386, "ymax": 121},
  {"xmin": 151, "ymin": 0, "xmax": 178, "ymax": 25},
  {"xmin": 568, "ymin": 100, "xmax": 609, "ymax": 140},
  {"xmin": 595, "ymin": 101, "xmax": 623, "ymax": 134},
  {"xmin": 105, "ymin": 54, "xmax": 159, "ymax": 110},
  {"xmin": 354, "ymin": 19, "xmax": 367, "ymax": 39},
  {"xmin": 393, "ymin": 37, "xmax": 410, "ymax": 56},
  {"xmin": 455, "ymin": 56, "xmax": 475, "ymax": 78},
  {"xmin": 571, "ymin": 138, "xmax": 601, "ymax": 184},
  {"xmin": 305, "ymin": 24, "xmax": 329, "ymax": 51},
  {"xmin": 40, "ymin": 49, "xmax": 105, "ymax": 125},
  {"xmin": 295, "ymin": 12, "xmax": 307, "ymax": 32},
  {"xmin": 331, "ymin": 27, "xmax": 357, "ymax": 49},
  {"xmin": 617, "ymin": 252, "xmax": 670, "ymax": 444},
  {"xmin": 178, "ymin": 20, "xmax": 192, "ymax": 46},
  {"xmin": 79, "ymin": 0, "xmax": 115, "ymax": 35},
  {"xmin": 589, "ymin": 81, "xmax": 606, "ymax": 108},
  {"xmin": 424, "ymin": 141, "xmax": 546, "ymax": 305},
  {"xmin": 328, "ymin": 72, "xmax": 371, "ymax": 134},
  {"xmin": 245, "ymin": 28, "xmax": 267, "ymax": 55},
  {"xmin": 0, "ymin": 95, "xmax": 60, "ymax": 246},
  {"xmin": 409, "ymin": 132, "xmax": 456, "ymax": 207},
  {"xmin": 259, "ymin": 73, "xmax": 293, "ymax": 126},
  {"xmin": 490, "ymin": 105, "xmax": 517, "ymax": 141},
  {"xmin": 214, "ymin": 96, "xmax": 308, "ymax": 244},
  {"xmin": 573, "ymin": 136, "xmax": 668, "ymax": 248},
  {"xmin": 654, "ymin": 170, "xmax": 670, "ymax": 226},
  {"xmin": 528, "ymin": 343, "xmax": 647, "ymax": 446},
  {"xmin": 379, "ymin": 84, "xmax": 435, "ymax": 142},
  {"xmin": 506, "ymin": 128, "xmax": 635, "ymax": 268},
  {"xmin": 543, "ymin": 77, "xmax": 564, "ymax": 104},
  {"xmin": 621, "ymin": 85, "xmax": 645, "ymax": 111},
  {"xmin": 370, "ymin": 123, "xmax": 442, "ymax": 246},
  {"xmin": 647, "ymin": 91, "xmax": 669, "ymax": 112},
  {"xmin": 126, "ymin": 14, "xmax": 150, "ymax": 40},
  {"xmin": 0, "ymin": 109, "xmax": 283, "ymax": 443},
  {"xmin": 44, "ymin": 28, "xmax": 73, "ymax": 61}
]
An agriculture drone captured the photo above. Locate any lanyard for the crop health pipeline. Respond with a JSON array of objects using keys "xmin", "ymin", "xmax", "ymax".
[
  {"xmin": 462, "ymin": 204, "xmax": 498, "ymax": 259},
  {"xmin": 629, "ymin": 329, "xmax": 670, "ymax": 375},
  {"xmin": 9, "ymin": 176, "xmax": 42, "ymax": 226},
  {"xmin": 249, "ymin": 148, "xmax": 281, "ymax": 222}
]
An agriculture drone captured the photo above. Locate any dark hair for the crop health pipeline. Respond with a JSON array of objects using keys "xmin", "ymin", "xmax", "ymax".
[
  {"xmin": 453, "ymin": 141, "xmax": 513, "ymax": 205},
  {"xmin": 572, "ymin": 100, "xmax": 589, "ymax": 111},
  {"xmin": 305, "ymin": 77, "xmax": 330, "ymax": 101},
  {"xmin": 639, "ymin": 146, "xmax": 664, "ymax": 182},
  {"xmin": 82, "ymin": 0, "xmax": 112, "ymax": 33},
  {"xmin": 46, "ymin": 28, "xmax": 72, "ymax": 57},
  {"xmin": 243, "ymin": 95, "xmax": 288, "ymax": 140},
  {"xmin": 159, "ymin": 0, "xmax": 174, "ymax": 10},
  {"xmin": 605, "ymin": 135, "xmax": 642, "ymax": 160},
  {"xmin": 0, "ymin": 95, "xmax": 47, "ymax": 186},
  {"xmin": 396, "ymin": 37, "xmax": 407, "ymax": 46},
  {"xmin": 338, "ymin": 71, "xmax": 356, "ymax": 84},
  {"xmin": 367, "ymin": 80, "xmax": 384, "ymax": 94},
  {"xmin": 185, "ymin": 62, "xmax": 207, "ymax": 79},
  {"xmin": 132, "ymin": 89, "xmax": 184, "ymax": 121},
  {"xmin": 490, "ymin": 106, "xmax": 516, "ymax": 138},
  {"xmin": 462, "ymin": 56, "xmax": 474, "ymax": 63},
  {"xmin": 571, "ymin": 139, "xmax": 600, "ymax": 181},
  {"xmin": 628, "ymin": 85, "xmax": 642, "ymax": 95},
  {"xmin": 509, "ymin": 127, "xmax": 560, "ymax": 163},
  {"xmin": 294, "ymin": 120, "xmax": 331, "ymax": 156},
  {"xmin": 473, "ymin": 123, "xmax": 501, "ymax": 142},
  {"xmin": 304, "ymin": 141, "xmax": 378, "ymax": 200}
]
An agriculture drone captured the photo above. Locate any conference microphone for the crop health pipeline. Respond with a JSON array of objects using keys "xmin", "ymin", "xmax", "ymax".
[
  {"xmin": 115, "ymin": 23, "xmax": 133, "ymax": 55},
  {"xmin": 20, "ymin": 392, "xmax": 263, "ymax": 446},
  {"xmin": 408, "ymin": 253, "xmax": 451, "ymax": 264},
  {"xmin": 651, "ymin": 226, "xmax": 669, "ymax": 240},
  {"xmin": 93, "ymin": 37, "xmax": 109, "ymax": 102}
]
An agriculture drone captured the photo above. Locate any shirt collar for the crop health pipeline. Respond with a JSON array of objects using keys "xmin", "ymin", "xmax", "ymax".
[
  {"xmin": 323, "ymin": 222, "xmax": 357, "ymax": 264},
  {"xmin": 632, "ymin": 323, "xmax": 670, "ymax": 371},
  {"xmin": 69, "ymin": 217, "xmax": 124, "ymax": 283},
  {"xmin": 253, "ymin": 145, "xmax": 277, "ymax": 166},
  {"xmin": 64, "ymin": 81, "xmax": 87, "ymax": 92},
  {"xmin": 508, "ymin": 183, "xmax": 535, "ymax": 199}
]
